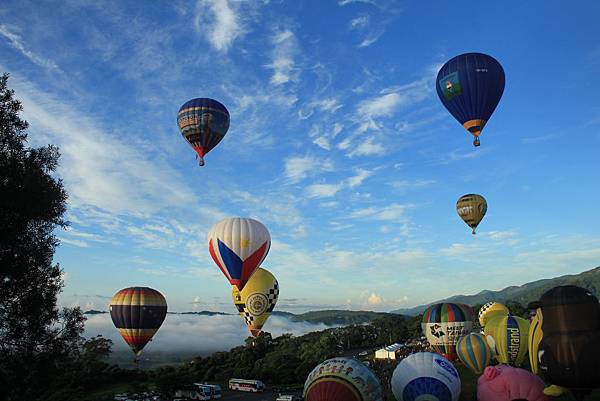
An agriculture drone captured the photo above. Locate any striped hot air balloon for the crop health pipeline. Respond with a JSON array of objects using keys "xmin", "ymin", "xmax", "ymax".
[
  {"xmin": 208, "ymin": 217, "xmax": 271, "ymax": 290},
  {"xmin": 232, "ymin": 267, "xmax": 279, "ymax": 337},
  {"xmin": 457, "ymin": 333, "xmax": 492, "ymax": 374},
  {"xmin": 303, "ymin": 357, "xmax": 384, "ymax": 401},
  {"xmin": 456, "ymin": 194, "xmax": 487, "ymax": 235},
  {"xmin": 436, "ymin": 53, "xmax": 505, "ymax": 147},
  {"xmin": 177, "ymin": 98, "xmax": 230, "ymax": 166},
  {"xmin": 109, "ymin": 287, "xmax": 167, "ymax": 356},
  {"xmin": 422, "ymin": 303, "xmax": 474, "ymax": 361}
]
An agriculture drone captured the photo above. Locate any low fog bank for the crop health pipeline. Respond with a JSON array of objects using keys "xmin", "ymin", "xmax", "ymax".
[{"xmin": 84, "ymin": 313, "xmax": 340, "ymax": 362}]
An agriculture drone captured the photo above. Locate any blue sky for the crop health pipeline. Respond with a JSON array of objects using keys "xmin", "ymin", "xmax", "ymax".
[{"xmin": 2, "ymin": 0, "xmax": 600, "ymax": 314}]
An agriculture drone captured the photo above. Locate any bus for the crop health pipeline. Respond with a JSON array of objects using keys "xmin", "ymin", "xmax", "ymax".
[
  {"xmin": 194, "ymin": 383, "xmax": 222, "ymax": 399},
  {"xmin": 228, "ymin": 378, "xmax": 265, "ymax": 392}
]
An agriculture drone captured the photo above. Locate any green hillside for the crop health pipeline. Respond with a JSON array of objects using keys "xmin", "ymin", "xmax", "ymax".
[
  {"xmin": 394, "ymin": 266, "xmax": 600, "ymax": 316},
  {"xmin": 289, "ymin": 310, "xmax": 392, "ymax": 325}
]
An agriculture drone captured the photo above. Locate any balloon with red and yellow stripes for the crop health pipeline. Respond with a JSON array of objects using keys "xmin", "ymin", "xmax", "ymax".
[{"xmin": 109, "ymin": 287, "xmax": 167, "ymax": 356}]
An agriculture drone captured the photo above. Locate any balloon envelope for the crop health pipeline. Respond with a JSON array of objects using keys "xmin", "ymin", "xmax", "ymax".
[
  {"xmin": 528, "ymin": 285, "xmax": 600, "ymax": 390},
  {"xmin": 477, "ymin": 365, "xmax": 549, "ymax": 401},
  {"xmin": 422, "ymin": 303, "xmax": 474, "ymax": 361},
  {"xmin": 304, "ymin": 357, "xmax": 383, "ymax": 401},
  {"xmin": 391, "ymin": 352, "xmax": 461, "ymax": 401},
  {"xmin": 177, "ymin": 97, "xmax": 229, "ymax": 166},
  {"xmin": 436, "ymin": 52, "xmax": 505, "ymax": 147},
  {"xmin": 457, "ymin": 333, "xmax": 492, "ymax": 374},
  {"xmin": 208, "ymin": 217, "xmax": 271, "ymax": 290},
  {"xmin": 478, "ymin": 302, "xmax": 509, "ymax": 327},
  {"xmin": 456, "ymin": 194, "xmax": 487, "ymax": 234},
  {"xmin": 109, "ymin": 287, "xmax": 167, "ymax": 356},
  {"xmin": 484, "ymin": 313, "xmax": 529, "ymax": 366},
  {"xmin": 232, "ymin": 267, "xmax": 279, "ymax": 337}
]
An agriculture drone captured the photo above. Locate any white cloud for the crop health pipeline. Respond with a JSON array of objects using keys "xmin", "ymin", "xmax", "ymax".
[
  {"xmin": 521, "ymin": 134, "xmax": 559, "ymax": 144},
  {"xmin": 284, "ymin": 155, "xmax": 334, "ymax": 183},
  {"xmin": 84, "ymin": 313, "xmax": 341, "ymax": 357},
  {"xmin": 344, "ymin": 168, "xmax": 372, "ymax": 188},
  {"xmin": 359, "ymin": 93, "xmax": 401, "ymax": 118},
  {"xmin": 0, "ymin": 24, "xmax": 59, "ymax": 70},
  {"xmin": 348, "ymin": 136, "xmax": 385, "ymax": 156},
  {"xmin": 306, "ymin": 183, "xmax": 343, "ymax": 198},
  {"xmin": 440, "ymin": 243, "xmax": 486, "ymax": 257},
  {"xmin": 194, "ymin": 0, "xmax": 244, "ymax": 52},
  {"xmin": 312, "ymin": 122, "xmax": 344, "ymax": 150},
  {"xmin": 388, "ymin": 179, "xmax": 436, "ymax": 191},
  {"xmin": 358, "ymin": 33, "xmax": 382, "ymax": 48},
  {"xmin": 350, "ymin": 203, "xmax": 411, "ymax": 222},
  {"xmin": 367, "ymin": 293, "xmax": 382, "ymax": 305},
  {"xmin": 350, "ymin": 15, "xmax": 370, "ymax": 29},
  {"xmin": 266, "ymin": 29, "xmax": 299, "ymax": 85},
  {"xmin": 58, "ymin": 237, "xmax": 89, "ymax": 248},
  {"xmin": 306, "ymin": 169, "xmax": 373, "ymax": 198},
  {"xmin": 12, "ymin": 76, "xmax": 198, "ymax": 217}
]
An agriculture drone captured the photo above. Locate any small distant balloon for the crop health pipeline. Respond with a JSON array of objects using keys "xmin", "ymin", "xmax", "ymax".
[
  {"xmin": 456, "ymin": 194, "xmax": 487, "ymax": 234},
  {"xmin": 109, "ymin": 287, "xmax": 167, "ymax": 356},
  {"xmin": 177, "ymin": 97, "xmax": 230, "ymax": 166},
  {"xmin": 436, "ymin": 53, "xmax": 505, "ymax": 147}
]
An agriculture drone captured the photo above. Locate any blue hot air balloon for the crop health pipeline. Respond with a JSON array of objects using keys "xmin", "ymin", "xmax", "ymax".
[
  {"xmin": 436, "ymin": 53, "xmax": 505, "ymax": 147},
  {"xmin": 177, "ymin": 98, "xmax": 230, "ymax": 166}
]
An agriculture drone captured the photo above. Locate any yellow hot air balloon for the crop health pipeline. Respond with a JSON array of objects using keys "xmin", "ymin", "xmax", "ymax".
[
  {"xmin": 478, "ymin": 302, "xmax": 509, "ymax": 327},
  {"xmin": 484, "ymin": 313, "xmax": 530, "ymax": 366},
  {"xmin": 457, "ymin": 333, "xmax": 492, "ymax": 374},
  {"xmin": 232, "ymin": 267, "xmax": 278, "ymax": 337},
  {"xmin": 528, "ymin": 308, "xmax": 543, "ymax": 374},
  {"xmin": 456, "ymin": 194, "xmax": 487, "ymax": 234}
]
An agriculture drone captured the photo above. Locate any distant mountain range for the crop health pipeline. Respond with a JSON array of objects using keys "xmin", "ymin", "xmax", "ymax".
[
  {"xmin": 393, "ymin": 266, "xmax": 600, "ymax": 316},
  {"xmin": 84, "ymin": 309, "xmax": 391, "ymax": 325}
]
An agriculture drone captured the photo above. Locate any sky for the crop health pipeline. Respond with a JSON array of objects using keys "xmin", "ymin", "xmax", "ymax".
[{"xmin": 2, "ymin": 0, "xmax": 600, "ymax": 315}]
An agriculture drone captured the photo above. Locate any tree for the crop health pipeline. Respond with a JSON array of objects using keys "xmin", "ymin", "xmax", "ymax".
[{"xmin": 0, "ymin": 73, "xmax": 87, "ymax": 401}]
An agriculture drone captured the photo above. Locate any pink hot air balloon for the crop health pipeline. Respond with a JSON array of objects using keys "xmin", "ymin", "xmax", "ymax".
[{"xmin": 477, "ymin": 365, "xmax": 549, "ymax": 401}]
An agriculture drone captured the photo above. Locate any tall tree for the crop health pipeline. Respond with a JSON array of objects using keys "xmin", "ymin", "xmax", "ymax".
[{"xmin": 0, "ymin": 73, "xmax": 87, "ymax": 401}]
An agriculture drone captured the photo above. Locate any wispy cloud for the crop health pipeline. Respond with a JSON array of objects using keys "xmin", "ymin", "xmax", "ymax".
[
  {"xmin": 284, "ymin": 155, "xmax": 335, "ymax": 183},
  {"xmin": 521, "ymin": 133, "xmax": 559, "ymax": 144},
  {"xmin": 266, "ymin": 28, "xmax": 299, "ymax": 85},
  {"xmin": 306, "ymin": 168, "xmax": 373, "ymax": 198},
  {"xmin": 388, "ymin": 179, "xmax": 436, "ymax": 191},
  {"xmin": 194, "ymin": 0, "xmax": 244, "ymax": 52},
  {"xmin": 348, "ymin": 136, "xmax": 386, "ymax": 156},
  {"xmin": 0, "ymin": 24, "xmax": 59, "ymax": 70},
  {"xmin": 350, "ymin": 15, "xmax": 370, "ymax": 29},
  {"xmin": 350, "ymin": 203, "xmax": 412, "ymax": 222}
]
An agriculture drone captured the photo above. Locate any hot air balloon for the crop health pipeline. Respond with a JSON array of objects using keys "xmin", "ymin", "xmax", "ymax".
[
  {"xmin": 528, "ymin": 308, "xmax": 543, "ymax": 374},
  {"xmin": 208, "ymin": 217, "xmax": 271, "ymax": 290},
  {"xmin": 303, "ymin": 357, "xmax": 384, "ymax": 401},
  {"xmin": 477, "ymin": 365, "xmax": 550, "ymax": 401},
  {"xmin": 527, "ymin": 286, "xmax": 600, "ymax": 399},
  {"xmin": 177, "ymin": 97, "xmax": 230, "ymax": 166},
  {"xmin": 436, "ymin": 52, "xmax": 505, "ymax": 147},
  {"xmin": 109, "ymin": 287, "xmax": 167, "ymax": 357},
  {"xmin": 422, "ymin": 303, "xmax": 474, "ymax": 361},
  {"xmin": 457, "ymin": 333, "xmax": 492, "ymax": 374},
  {"xmin": 478, "ymin": 302, "xmax": 509, "ymax": 327},
  {"xmin": 484, "ymin": 313, "xmax": 529, "ymax": 366},
  {"xmin": 456, "ymin": 194, "xmax": 487, "ymax": 234},
  {"xmin": 391, "ymin": 352, "xmax": 461, "ymax": 401},
  {"xmin": 232, "ymin": 267, "xmax": 279, "ymax": 337}
]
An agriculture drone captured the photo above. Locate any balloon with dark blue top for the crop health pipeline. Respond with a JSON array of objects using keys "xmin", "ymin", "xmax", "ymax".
[{"xmin": 436, "ymin": 53, "xmax": 505, "ymax": 147}]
